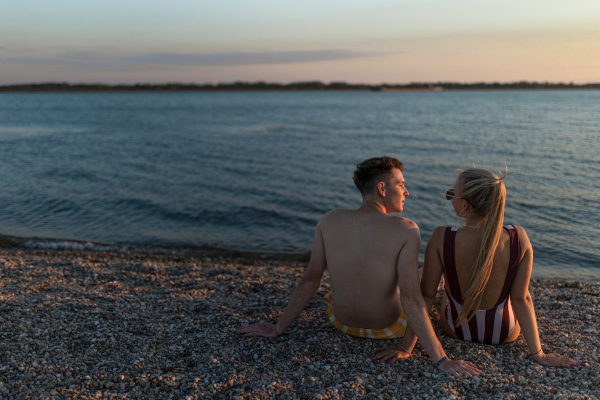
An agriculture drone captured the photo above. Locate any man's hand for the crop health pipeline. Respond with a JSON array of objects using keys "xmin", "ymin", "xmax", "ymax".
[
  {"xmin": 371, "ymin": 347, "xmax": 411, "ymax": 364},
  {"xmin": 235, "ymin": 323, "xmax": 279, "ymax": 338},
  {"xmin": 437, "ymin": 359, "xmax": 482, "ymax": 380}
]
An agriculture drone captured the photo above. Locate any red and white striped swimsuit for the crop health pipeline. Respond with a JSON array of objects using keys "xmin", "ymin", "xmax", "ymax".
[{"xmin": 443, "ymin": 225, "xmax": 521, "ymax": 345}]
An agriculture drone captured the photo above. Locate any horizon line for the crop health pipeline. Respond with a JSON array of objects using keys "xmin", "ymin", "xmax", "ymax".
[{"xmin": 2, "ymin": 79, "xmax": 600, "ymax": 87}]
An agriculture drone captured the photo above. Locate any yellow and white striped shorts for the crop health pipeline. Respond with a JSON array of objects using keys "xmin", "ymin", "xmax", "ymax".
[{"xmin": 325, "ymin": 291, "xmax": 407, "ymax": 339}]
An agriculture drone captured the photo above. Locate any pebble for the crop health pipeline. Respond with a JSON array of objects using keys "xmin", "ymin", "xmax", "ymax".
[{"xmin": 0, "ymin": 248, "xmax": 597, "ymax": 399}]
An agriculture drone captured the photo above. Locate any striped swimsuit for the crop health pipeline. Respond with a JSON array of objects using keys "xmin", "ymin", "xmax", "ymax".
[{"xmin": 443, "ymin": 225, "xmax": 521, "ymax": 345}]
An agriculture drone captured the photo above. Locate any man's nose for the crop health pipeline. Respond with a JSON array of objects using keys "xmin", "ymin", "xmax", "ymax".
[{"xmin": 405, "ymin": 188, "xmax": 409, "ymax": 196}]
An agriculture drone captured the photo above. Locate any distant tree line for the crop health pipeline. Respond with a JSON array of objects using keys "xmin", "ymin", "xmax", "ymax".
[{"xmin": 1, "ymin": 81, "xmax": 599, "ymax": 92}]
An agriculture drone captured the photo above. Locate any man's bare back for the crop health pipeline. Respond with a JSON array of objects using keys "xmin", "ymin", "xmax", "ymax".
[{"xmin": 322, "ymin": 208, "xmax": 418, "ymax": 328}]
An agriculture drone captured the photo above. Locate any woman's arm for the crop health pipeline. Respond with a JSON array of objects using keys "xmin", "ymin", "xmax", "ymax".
[
  {"xmin": 374, "ymin": 227, "xmax": 445, "ymax": 363},
  {"xmin": 510, "ymin": 226, "xmax": 579, "ymax": 367}
]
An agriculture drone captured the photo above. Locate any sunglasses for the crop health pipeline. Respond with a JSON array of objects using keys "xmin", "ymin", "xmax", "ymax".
[{"xmin": 446, "ymin": 189, "xmax": 477, "ymax": 209}]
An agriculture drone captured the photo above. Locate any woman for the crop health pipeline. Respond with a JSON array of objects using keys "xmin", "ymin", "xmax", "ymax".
[{"xmin": 374, "ymin": 168, "xmax": 580, "ymax": 368}]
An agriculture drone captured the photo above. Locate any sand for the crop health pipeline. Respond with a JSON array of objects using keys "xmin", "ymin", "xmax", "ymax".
[{"xmin": 0, "ymin": 247, "xmax": 598, "ymax": 399}]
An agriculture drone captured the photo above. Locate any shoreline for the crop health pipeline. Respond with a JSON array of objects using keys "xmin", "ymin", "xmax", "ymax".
[
  {"xmin": 0, "ymin": 233, "xmax": 312, "ymax": 264},
  {"xmin": 0, "ymin": 247, "xmax": 597, "ymax": 399},
  {"xmin": 1, "ymin": 232, "xmax": 598, "ymax": 283}
]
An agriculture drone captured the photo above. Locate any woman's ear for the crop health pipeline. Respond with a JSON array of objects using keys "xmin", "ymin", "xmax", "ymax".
[{"xmin": 462, "ymin": 199, "xmax": 469, "ymax": 211}]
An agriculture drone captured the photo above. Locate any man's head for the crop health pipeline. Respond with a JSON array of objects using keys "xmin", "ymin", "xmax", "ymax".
[
  {"xmin": 353, "ymin": 156, "xmax": 408, "ymax": 212},
  {"xmin": 353, "ymin": 156, "xmax": 404, "ymax": 195}
]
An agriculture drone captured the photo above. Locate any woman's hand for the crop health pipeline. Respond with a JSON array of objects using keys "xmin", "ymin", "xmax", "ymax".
[
  {"xmin": 235, "ymin": 322, "xmax": 279, "ymax": 338},
  {"xmin": 371, "ymin": 347, "xmax": 411, "ymax": 364},
  {"xmin": 532, "ymin": 352, "xmax": 580, "ymax": 368}
]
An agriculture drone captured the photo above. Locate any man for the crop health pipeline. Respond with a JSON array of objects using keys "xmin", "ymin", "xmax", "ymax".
[{"xmin": 237, "ymin": 156, "xmax": 480, "ymax": 379}]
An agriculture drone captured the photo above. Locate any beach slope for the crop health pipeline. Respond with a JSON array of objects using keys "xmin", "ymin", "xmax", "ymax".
[{"xmin": 0, "ymin": 249, "xmax": 598, "ymax": 399}]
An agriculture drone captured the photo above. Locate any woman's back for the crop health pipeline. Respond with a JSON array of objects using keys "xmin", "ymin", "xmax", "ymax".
[
  {"xmin": 450, "ymin": 227, "xmax": 513, "ymax": 309},
  {"xmin": 441, "ymin": 225, "xmax": 522, "ymax": 344}
]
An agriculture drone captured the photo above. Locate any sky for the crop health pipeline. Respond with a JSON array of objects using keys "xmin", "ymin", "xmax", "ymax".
[{"xmin": 1, "ymin": 0, "xmax": 600, "ymax": 85}]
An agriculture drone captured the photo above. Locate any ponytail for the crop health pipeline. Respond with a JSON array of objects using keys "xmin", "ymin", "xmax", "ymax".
[{"xmin": 455, "ymin": 168, "xmax": 507, "ymax": 326}]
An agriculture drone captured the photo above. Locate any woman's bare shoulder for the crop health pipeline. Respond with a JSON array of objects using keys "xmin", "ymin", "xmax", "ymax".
[
  {"xmin": 431, "ymin": 226, "xmax": 448, "ymax": 236},
  {"xmin": 427, "ymin": 226, "xmax": 448, "ymax": 248},
  {"xmin": 510, "ymin": 225, "xmax": 532, "ymax": 251}
]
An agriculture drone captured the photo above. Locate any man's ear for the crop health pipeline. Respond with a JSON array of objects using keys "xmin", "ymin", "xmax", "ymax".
[{"xmin": 377, "ymin": 181, "xmax": 386, "ymax": 197}]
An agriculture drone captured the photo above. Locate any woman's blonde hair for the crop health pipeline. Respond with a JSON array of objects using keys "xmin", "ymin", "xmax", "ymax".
[{"xmin": 455, "ymin": 167, "xmax": 507, "ymax": 326}]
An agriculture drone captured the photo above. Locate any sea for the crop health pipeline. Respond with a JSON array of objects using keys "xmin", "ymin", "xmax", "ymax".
[{"xmin": 0, "ymin": 90, "xmax": 598, "ymax": 281}]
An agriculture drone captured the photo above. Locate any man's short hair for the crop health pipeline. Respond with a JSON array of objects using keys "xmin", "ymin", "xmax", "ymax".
[{"xmin": 353, "ymin": 156, "xmax": 404, "ymax": 195}]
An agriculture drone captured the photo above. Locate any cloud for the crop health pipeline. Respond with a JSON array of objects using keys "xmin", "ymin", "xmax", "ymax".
[
  {"xmin": 58, "ymin": 51, "xmax": 103, "ymax": 62},
  {"xmin": 120, "ymin": 49, "xmax": 384, "ymax": 66},
  {"xmin": 5, "ymin": 57, "xmax": 66, "ymax": 65},
  {"xmin": 4, "ymin": 52, "xmax": 110, "ymax": 67},
  {"xmin": 5, "ymin": 52, "xmax": 107, "ymax": 65},
  {"xmin": 1, "ymin": 49, "xmax": 386, "ymax": 70}
]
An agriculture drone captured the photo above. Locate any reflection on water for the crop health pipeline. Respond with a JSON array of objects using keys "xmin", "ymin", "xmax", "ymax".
[{"xmin": 0, "ymin": 91, "xmax": 599, "ymax": 280}]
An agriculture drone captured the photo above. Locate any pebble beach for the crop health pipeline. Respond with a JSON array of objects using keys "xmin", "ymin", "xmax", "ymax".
[{"xmin": 0, "ymin": 247, "xmax": 598, "ymax": 400}]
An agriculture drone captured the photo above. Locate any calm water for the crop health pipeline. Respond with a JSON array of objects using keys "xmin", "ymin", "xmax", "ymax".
[{"xmin": 0, "ymin": 91, "xmax": 599, "ymax": 280}]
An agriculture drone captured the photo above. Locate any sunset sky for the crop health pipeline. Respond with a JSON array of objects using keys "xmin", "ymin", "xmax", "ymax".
[{"xmin": 2, "ymin": 0, "xmax": 600, "ymax": 84}]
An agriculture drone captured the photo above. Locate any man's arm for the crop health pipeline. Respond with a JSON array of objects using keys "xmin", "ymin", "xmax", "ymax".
[
  {"xmin": 396, "ymin": 226, "xmax": 445, "ymax": 360},
  {"xmin": 397, "ymin": 227, "xmax": 445, "ymax": 354},
  {"xmin": 378, "ymin": 225, "xmax": 481, "ymax": 379},
  {"xmin": 236, "ymin": 220, "xmax": 327, "ymax": 338},
  {"xmin": 382, "ymin": 228, "xmax": 444, "ymax": 361}
]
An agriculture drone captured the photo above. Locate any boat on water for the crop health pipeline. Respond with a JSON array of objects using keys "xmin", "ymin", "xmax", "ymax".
[{"xmin": 372, "ymin": 85, "xmax": 444, "ymax": 92}]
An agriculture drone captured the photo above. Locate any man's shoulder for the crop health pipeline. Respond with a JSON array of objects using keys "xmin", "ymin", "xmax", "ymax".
[
  {"xmin": 385, "ymin": 215, "xmax": 419, "ymax": 232},
  {"xmin": 321, "ymin": 208, "xmax": 350, "ymax": 219},
  {"xmin": 375, "ymin": 216, "xmax": 420, "ymax": 244},
  {"xmin": 324, "ymin": 208, "xmax": 351, "ymax": 216},
  {"xmin": 317, "ymin": 208, "xmax": 352, "ymax": 226}
]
